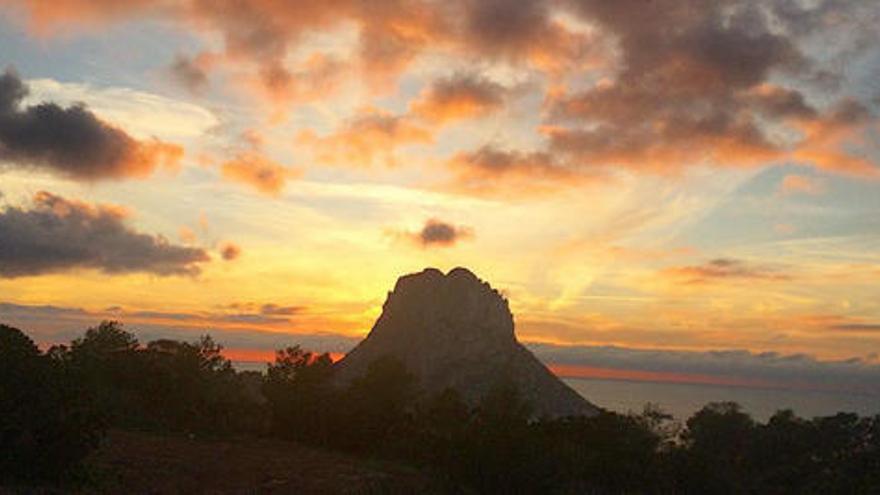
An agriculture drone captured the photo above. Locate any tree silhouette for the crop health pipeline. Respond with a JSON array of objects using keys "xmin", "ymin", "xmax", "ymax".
[
  {"xmin": 0, "ymin": 324, "xmax": 103, "ymax": 482},
  {"xmin": 263, "ymin": 346, "xmax": 335, "ymax": 442}
]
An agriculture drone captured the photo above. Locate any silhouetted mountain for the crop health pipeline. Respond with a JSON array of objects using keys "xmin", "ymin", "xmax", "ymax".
[{"xmin": 334, "ymin": 267, "xmax": 599, "ymax": 418}]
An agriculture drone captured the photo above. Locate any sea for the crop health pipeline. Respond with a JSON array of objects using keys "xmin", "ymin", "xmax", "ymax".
[
  {"xmin": 234, "ymin": 360, "xmax": 878, "ymax": 421},
  {"xmin": 564, "ymin": 377, "xmax": 880, "ymax": 422}
]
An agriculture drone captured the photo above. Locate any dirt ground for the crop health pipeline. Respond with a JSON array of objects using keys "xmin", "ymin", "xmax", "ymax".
[{"xmin": 2, "ymin": 430, "xmax": 455, "ymax": 494}]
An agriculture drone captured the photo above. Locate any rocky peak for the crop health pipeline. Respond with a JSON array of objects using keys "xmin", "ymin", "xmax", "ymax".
[
  {"xmin": 334, "ymin": 267, "xmax": 599, "ymax": 418},
  {"xmin": 377, "ymin": 267, "xmax": 515, "ymax": 346}
]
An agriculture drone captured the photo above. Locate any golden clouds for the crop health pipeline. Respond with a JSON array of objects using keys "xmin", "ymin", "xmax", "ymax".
[
  {"xmin": 409, "ymin": 74, "xmax": 506, "ymax": 124},
  {"xmin": 8, "ymin": 0, "xmax": 879, "ymax": 185},
  {"xmin": 660, "ymin": 259, "xmax": 792, "ymax": 286},
  {"xmin": 220, "ymin": 152, "xmax": 300, "ymax": 196},
  {"xmin": 296, "ymin": 107, "xmax": 431, "ymax": 168}
]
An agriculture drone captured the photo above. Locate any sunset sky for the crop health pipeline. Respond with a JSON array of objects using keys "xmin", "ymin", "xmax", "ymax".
[{"xmin": 1, "ymin": 0, "xmax": 879, "ymax": 391}]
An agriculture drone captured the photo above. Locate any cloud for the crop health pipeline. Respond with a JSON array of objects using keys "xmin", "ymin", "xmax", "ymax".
[
  {"xmin": 528, "ymin": 342, "xmax": 880, "ymax": 396},
  {"xmin": 829, "ymin": 323, "xmax": 880, "ymax": 333},
  {"xmin": 220, "ymin": 301, "xmax": 305, "ymax": 316},
  {"xmin": 251, "ymin": 54, "xmax": 345, "ymax": 113},
  {"xmin": 169, "ymin": 53, "xmax": 210, "ymax": 93},
  {"xmin": 7, "ymin": 0, "xmax": 591, "ymax": 100},
  {"xmin": 0, "ymin": 301, "xmax": 356, "ymax": 354},
  {"xmin": 0, "ymin": 191, "xmax": 210, "ymax": 278},
  {"xmin": 220, "ymin": 152, "xmax": 300, "ymax": 196},
  {"xmin": 0, "ymin": 68, "xmax": 183, "ymax": 180},
  {"xmin": 219, "ymin": 241, "xmax": 241, "ymax": 261},
  {"xmin": 401, "ymin": 218, "xmax": 474, "ymax": 248},
  {"xmin": 6, "ymin": 0, "xmax": 878, "ymax": 180},
  {"xmin": 296, "ymin": 107, "xmax": 432, "ymax": 168},
  {"xmin": 410, "ymin": 73, "xmax": 506, "ymax": 124},
  {"xmin": 445, "ymin": 145, "xmax": 592, "ymax": 196},
  {"xmin": 456, "ymin": 0, "xmax": 596, "ymax": 73},
  {"xmin": 662, "ymin": 258, "xmax": 792, "ymax": 285},
  {"xmin": 259, "ymin": 303, "xmax": 302, "ymax": 316},
  {"xmin": 545, "ymin": 1, "xmax": 879, "ymax": 175},
  {"xmin": 25, "ymin": 76, "xmax": 218, "ymax": 140},
  {"xmin": 779, "ymin": 174, "xmax": 825, "ymax": 195}
]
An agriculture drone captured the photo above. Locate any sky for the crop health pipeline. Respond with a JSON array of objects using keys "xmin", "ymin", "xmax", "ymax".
[{"xmin": 1, "ymin": 0, "xmax": 879, "ymax": 394}]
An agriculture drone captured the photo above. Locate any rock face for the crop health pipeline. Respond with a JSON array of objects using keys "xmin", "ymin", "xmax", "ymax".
[{"xmin": 334, "ymin": 267, "xmax": 600, "ymax": 418}]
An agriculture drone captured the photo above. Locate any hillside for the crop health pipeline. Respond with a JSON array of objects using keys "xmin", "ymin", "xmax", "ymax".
[{"xmin": 0, "ymin": 430, "xmax": 452, "ymax": 494}]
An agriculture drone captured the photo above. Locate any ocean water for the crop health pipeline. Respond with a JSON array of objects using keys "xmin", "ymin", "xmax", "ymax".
[{"xmin": 564, "ymin": 377, "xmax": 880, "ymax": 422}]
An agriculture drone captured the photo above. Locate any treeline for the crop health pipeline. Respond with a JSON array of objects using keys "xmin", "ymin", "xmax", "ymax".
[{"xmin": 2, "ymin": 321, "xmax": 879, "ymax": 493}]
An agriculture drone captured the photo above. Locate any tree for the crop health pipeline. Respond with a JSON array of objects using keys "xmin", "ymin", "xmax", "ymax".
[
  {"xmin": 263, "ymin": 346, "xmax": 335, "ymax": 441},
  {"xmin": 337, "ymin": 356, "xmax": 418, "ymax": 453},
  {"xmin": 0, "ymin": 324, "xmax": 103, "ymax": 482},
  {"xmin": 680, "ymin": 402, "xmax": 757, "ymax": 494}
]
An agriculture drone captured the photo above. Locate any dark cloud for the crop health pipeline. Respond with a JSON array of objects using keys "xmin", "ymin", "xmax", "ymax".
[
  {"xmin": 0, "ymin": 191, "xmax": 210, "ymax": 278},
  {"xmin": 663, "ymin": 258, "xmax": 792, "ymax": 284},
  {"xmin": 219, "ymin": 302, "xmax": 304, "ymax": 316},
  {"xmin": 169, "ymin": 54, "xmax": 209, "ymax": 93},
  {"xmin": 460, "ymin": 0, "xmax": 550, "ymax": 56},
  {"xmin": 408, "ymin": 218, "xmax": 473, "ymax": 248},
  {"xmin": 451, "ymin": 146, "xmax": 568, "ymax": 179},
  {"xmin": 0, "ymin": 68, "xmax": 182, "ymax": 180}
]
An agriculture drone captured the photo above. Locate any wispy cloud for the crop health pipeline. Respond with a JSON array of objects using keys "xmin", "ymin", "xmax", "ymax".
[{"xmin": 661, "ymin": 258, "xmax": 792, "ymax": 285}]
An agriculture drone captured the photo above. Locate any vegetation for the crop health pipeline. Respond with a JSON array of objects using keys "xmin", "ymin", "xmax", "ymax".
[{"xmin": 2, "ymin": 321, "xmax": 878, "ymax": 493}]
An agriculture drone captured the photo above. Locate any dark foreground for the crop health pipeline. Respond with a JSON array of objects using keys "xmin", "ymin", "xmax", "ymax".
[
  {"xmin": 1, "ymin": 430, "xmax": 450, "ymax": 495},
  {"xmin": 4, "ymin": 322, "xmax": 879, "ymax": 494}
]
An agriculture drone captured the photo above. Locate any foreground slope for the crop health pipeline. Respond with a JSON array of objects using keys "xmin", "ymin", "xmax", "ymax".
[
  {"xmin": 0, "ymin": 430, "xmax": 449, "ymax": 494},
  {"xmin": 335, "ymin": 267, "xmax": 599, "ymax": 418}
]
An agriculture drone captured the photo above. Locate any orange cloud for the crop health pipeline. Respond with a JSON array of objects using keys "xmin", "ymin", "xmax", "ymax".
[
  {"xmin": 296, "ymin": 107, "xmax": 431, "ymax": 168},
  {"xmin": 219, "ymin": 242, "xmax": 242, "ymax": 261},
  {"xmin": 661, "ymin": 258, "xmax": 792, "ymax": 285},
  {"xmin": 9, "ymin": 0, "xmax": 591, "ymax": 100},
  {"xmin": 220, "ymin": 152, "xmax": 300, "ymax": 196},
  {"xmin": 9, "ymin": 0, "xmax": 878, "ymax": 182},
  {"xmin": 790, "ymin": 100, "xmax": 879, "ymax": 177},
  {"xmin": 410, "ymin": 73, "xmax": 506, "ymax": 124},
  {"xmin": 7, "ymin": 0, "xmax": 160, "ymax": 35},
  {"xmin": 250, "ymin": 53, "xmax": 346, "ymax": 120}
]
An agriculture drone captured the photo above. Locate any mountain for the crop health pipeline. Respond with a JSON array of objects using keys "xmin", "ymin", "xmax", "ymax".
[{"xmin": 334, "ymin": 267, "xmax": 600, "ymax": 418}]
